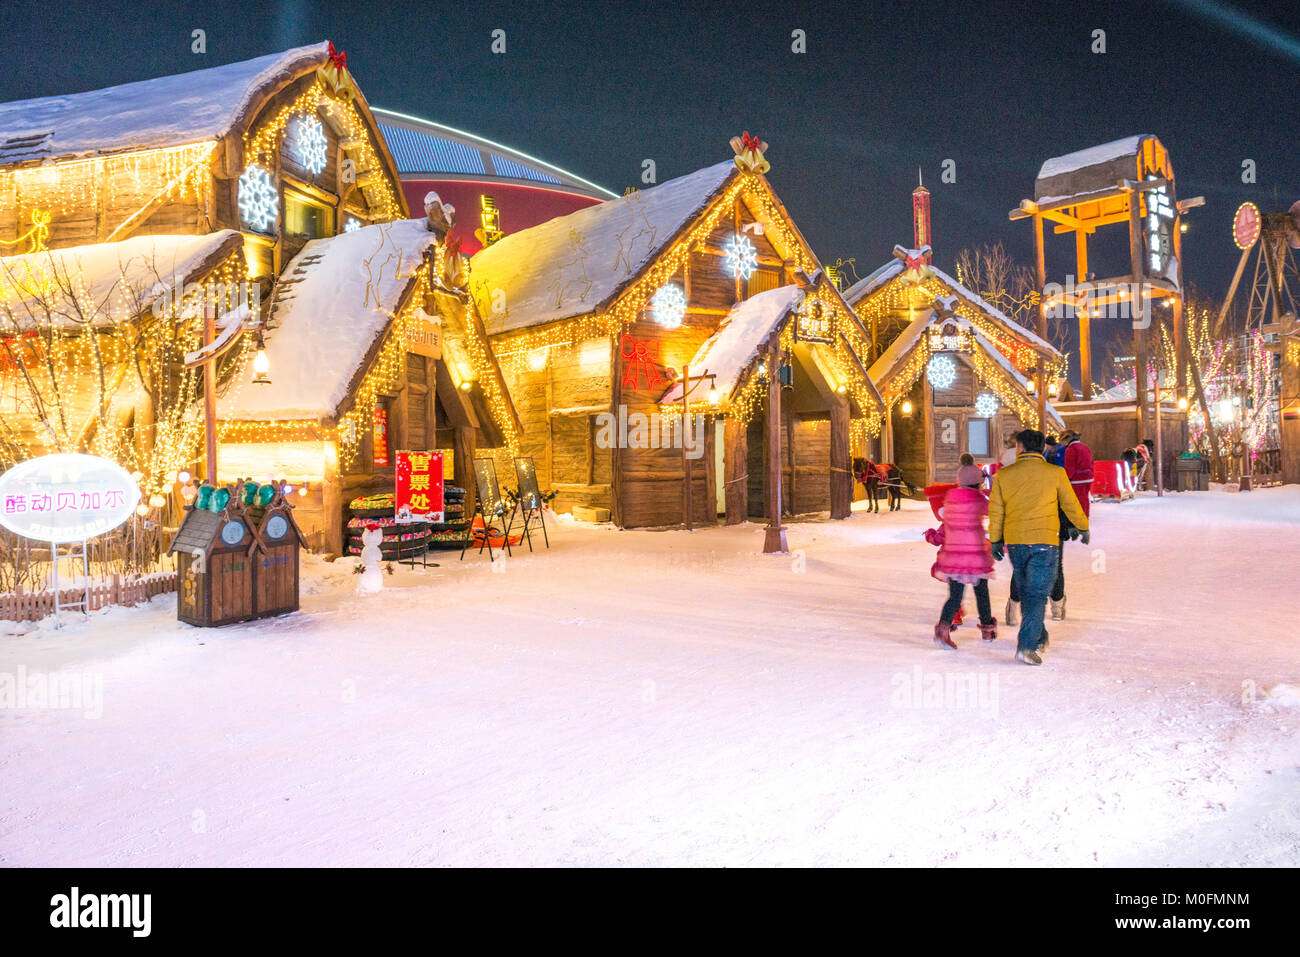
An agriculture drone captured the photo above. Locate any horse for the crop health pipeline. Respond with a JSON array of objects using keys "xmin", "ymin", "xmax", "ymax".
[{"xmin": 853, "ymin": 458, "xmax": 914, "ymax": 513}]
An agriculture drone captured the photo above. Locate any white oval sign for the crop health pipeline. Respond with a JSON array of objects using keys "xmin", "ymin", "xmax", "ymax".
[{"xmin": 0, "ymin": 453, "xmax": 141, "ymax": 543}]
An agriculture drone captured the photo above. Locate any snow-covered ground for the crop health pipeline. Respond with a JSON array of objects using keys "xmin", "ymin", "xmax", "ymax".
[{"xmin": 2, "ymin": 488, "xmax": 1298, "ymax": 867}]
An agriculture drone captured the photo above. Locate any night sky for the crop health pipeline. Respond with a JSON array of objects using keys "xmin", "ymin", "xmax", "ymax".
[{"xmin": 3, "ymin": 0, "xmax": 1298, "ymax": 353}]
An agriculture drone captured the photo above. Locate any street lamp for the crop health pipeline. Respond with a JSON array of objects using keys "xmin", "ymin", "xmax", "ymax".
[{"xmin": 252, "ymin": 331, "xmax": 271, "ymax": 384}]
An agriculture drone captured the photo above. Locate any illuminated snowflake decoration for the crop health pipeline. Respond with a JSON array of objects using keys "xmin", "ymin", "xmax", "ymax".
[
  {"xmin": 723, "ymin": 234, "xmax": 758, "ymax": 280},
  {"xmin": 651, "ymin": 283, "xmax": 687, "ymax": 328},
  {"xmin": 343, "ymin": 218, "xmax": 362, "ymax": 233},
  {"xmin": 293, "ymin": 116, "xmax": 328, "ymax": 176},
  {"xmin": 238, "ymin": 165, "xmax": 278, "ymax": 232},
  {"xmin": 974, "ymin": 391, "xmax": 1000, "ymax": 417},
  {"xmin": 926, "ymin": 353, "xmax": 957, "ymax": 390}
]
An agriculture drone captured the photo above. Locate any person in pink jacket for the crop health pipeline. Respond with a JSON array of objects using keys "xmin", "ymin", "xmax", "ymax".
[{"xmin": 924, "ymin": 464, "xmax": 997, "ymax": 649}]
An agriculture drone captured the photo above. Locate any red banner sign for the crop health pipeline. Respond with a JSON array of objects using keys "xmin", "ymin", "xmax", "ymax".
[
  {"xmin": 372, "ymin": 405, "xmax": 389, "ymax": 467},
  {"xmin": 395, "ymin": 451, "xmax": 444, "ymax": 523}
]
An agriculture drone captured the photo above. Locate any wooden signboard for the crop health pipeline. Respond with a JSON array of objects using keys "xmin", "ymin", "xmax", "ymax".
[{"xmin": 404, "ymin": 306, "xmax": 442, "ymax": 360}]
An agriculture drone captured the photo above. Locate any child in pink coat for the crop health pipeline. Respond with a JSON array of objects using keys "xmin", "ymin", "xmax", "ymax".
[{"xmin": 924, "ymin": 464, "xmax": 997, "ymax": 649}]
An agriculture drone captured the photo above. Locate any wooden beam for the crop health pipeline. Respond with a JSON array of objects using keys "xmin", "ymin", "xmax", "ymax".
[
  {"xmin": 1076, "ymin": 229, "xmax": 1092, "ymax": 400},
  {"xmin": 1033, "ymin": 211, "xmax": 1048, "ymax": 429},
  {"xmin": 724, "ymin": 414, "xmax": 747, "ymax": 524},
  {"xmin": 763, "ymin": 334, "xmax": 786, "ymax": 552},
  {"xmin": 829, "ymin": 395, "xmax": 851, "ymax": 519}
]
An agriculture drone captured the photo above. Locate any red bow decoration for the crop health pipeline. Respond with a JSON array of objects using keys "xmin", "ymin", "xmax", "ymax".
[
  {"xmin": 741, "ymin": 131, "xmax": 763, "ymax": 154},
  {"xmin": 905, "ymin": 251, "xmax": 926, "ymax": 272},
  {"xmin": 621, "ymin": 335, "xmax": 662, "ymax": 391},
  {"xmin": 444, "ymin": 234, "xmax": 462, "ymax": 257},
  {"xmin": 327, "ymin": 42, "xmax": 347, "ymax": 73}
]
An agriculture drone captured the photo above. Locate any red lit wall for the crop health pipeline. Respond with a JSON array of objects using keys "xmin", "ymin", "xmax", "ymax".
[{"xmin": 398, "ymin": 179, "xmax": 604, "ymax": 253}]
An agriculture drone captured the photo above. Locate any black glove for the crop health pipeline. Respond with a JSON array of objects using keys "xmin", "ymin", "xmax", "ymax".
[
  {"xmin": 1080, "ymin": 529, "xmax": 1090, "ymax": 545},
  {"xmin": 991, "ymin": 540, "xmax": 1005, "ymax": 561}
]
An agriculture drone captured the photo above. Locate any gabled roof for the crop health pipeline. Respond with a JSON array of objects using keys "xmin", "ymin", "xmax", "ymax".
[
  {"xmin": 868, "ymin": 307, "xmax": 1064, "ymax": 431},
  {"xmin": 0, "ymin": 231, "xmax": 243, "ymax": 327},
  {"xmin": 661, "ymin": 285, "xmax": 804, "ymax": 403},
  {"xmin": 844, "ymin": 253, "xmax": 1059, "ymax": 360},
  {"xmin": 219, "ymin": 218, "xmax": 435, "ymax": 422},
  {"xmin": 0, "ymin": 44, "xmax": 330, "ymax": 168},
  {"xmin": 1037, "ymin": 135, "xmax": 1146, "ymax": 182},
  {"xmin": 470, "ymin": 161, "xmax": 737, "ymax": 334}
]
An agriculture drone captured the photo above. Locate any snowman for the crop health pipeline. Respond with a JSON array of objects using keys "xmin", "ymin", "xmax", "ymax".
[{"xmin": 357, "ymin": 523, "xmax": 385, "ymax": 594}]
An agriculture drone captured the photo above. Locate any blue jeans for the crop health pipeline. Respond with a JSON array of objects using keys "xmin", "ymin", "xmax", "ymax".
[{"xmin": 1008, "ymin": 544, "xmax": 1058, "ymax": 652}]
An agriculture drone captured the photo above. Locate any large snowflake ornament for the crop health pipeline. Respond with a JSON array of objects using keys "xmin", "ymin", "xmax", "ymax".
[
  {"xmin": 651, "ymin": 283, "xmax": 687, "ymax": 328},
  {"xmin": 723, "ymin": 234, "xmax": 758, "ymax": 280},
  {"xmin": 926, "ymin": 353, "xmax": 957, "ymax": 390},
  {"xmin": 238, "ymin": 165, "xmax": 278, "ymax": 232},
  {"xmin": 974, "ymin": 391, "xmax": 999, "ymax": 417},
  {"xmin": 294, "ymin": 116, "xmax": 328, "ymax": 176}
]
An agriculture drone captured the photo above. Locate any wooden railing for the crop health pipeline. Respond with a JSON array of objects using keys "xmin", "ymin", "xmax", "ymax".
[{"xmin": 0, "ymin": 572, "xmax": 176, "ymax": 622}]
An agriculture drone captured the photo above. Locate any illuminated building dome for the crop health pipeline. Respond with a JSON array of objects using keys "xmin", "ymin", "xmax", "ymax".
[{"xmin": 373, "ymin": 108, "xmax": 615, "ymax": 253}]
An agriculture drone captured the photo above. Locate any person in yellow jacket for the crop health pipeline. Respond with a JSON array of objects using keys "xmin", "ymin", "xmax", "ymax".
[{"xmin": 989, "ymin": 429, "xmax": 1090, "ymax": 665}]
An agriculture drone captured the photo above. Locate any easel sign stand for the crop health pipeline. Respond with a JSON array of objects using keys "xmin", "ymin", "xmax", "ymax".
[
  {"xmin": 460, "ymin": 458, "xmax": 512, "ymax": 562},
  {"xmin": 504, "ymin": 456, "xmax": 550, "ymax": 552}
]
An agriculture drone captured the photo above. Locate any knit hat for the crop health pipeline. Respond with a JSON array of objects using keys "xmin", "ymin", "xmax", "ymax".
[{"xmin": 956, "ymin": 464, "xmax": 984, "ymax": 488}]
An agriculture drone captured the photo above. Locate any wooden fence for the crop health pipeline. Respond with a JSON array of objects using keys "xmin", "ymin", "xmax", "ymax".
[{"xmin": 0, "ymin": 572, "xmax": 177, "ymax": 622}]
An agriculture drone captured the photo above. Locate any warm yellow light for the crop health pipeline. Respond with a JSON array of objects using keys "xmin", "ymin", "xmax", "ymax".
[
  {"xmin": 176, "ymin": 470, "xmax": 191, "ymax": 483},
  {"xmin": 460, "ymin": 380, "xmax": 474, "ymax": 391},
  {"xmin": 901, "ymin": 399, "xmax": 913, "ymax": 414},
  {"xmin": 526, "ymin": 348, "xmax": 548, "ymax": 372},
  {"xmin": 1177, "ymin": 396, "xmax": 1189, "ymax": 411},
  {"xmin": 708, "ymin": 386, "xmax": 719, "ymax": 404},
  {"xmin": 135, "ymin": 504, "xmax": 150, "ymax": 516}
]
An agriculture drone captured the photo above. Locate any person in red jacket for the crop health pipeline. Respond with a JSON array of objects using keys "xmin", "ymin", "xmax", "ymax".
[
  {"xmin": 1050, "ymin": 430, "xmax": 1094, "ymax": 619},
  {"xmin": 924, "ymin": 464, "xmax": 996, "ymax": 649}
]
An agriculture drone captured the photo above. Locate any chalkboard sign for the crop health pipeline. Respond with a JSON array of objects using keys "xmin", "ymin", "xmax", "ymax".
[
  {"xmin": 514, "ymin": 456, "xmax": 541, "ymax": 510},
  {"xmin": 473, "ymin": 459, "xmax": 504, "ymax": 516}
]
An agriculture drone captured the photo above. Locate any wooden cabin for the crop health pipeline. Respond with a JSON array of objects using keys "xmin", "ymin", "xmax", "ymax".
[
  {"xmin": 0, "ymin": 42, "xmax": 522, "ymax": 546},
  {"xmin": 845, "ymin": 247, "xmax": 1065, "ymax": 488},
  {"xmin": 468, "ymin": 152, "xmax": 884, "ymax": 528},
  {"xmin": 215, "ymin": 216, "xmax": 520, "ymax": 554}
]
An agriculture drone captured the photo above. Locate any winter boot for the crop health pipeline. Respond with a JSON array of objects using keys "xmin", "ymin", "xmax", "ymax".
[
  {"xmin": 1050, "ymin": 596, "xmax": 1067, "ymax": 620},
  {"xmin": 1037, "ymin": 629, "xmax": 1050, "ymax": 653},
  {"xmin": 933, "ymin": 621, "xmax": 958, "ymax": 650},
  {"xmin": 979, "ymin": 619, "xmax": 998, "ymax": 642},
  {"xmin": 1015, "ymin": 648, "xmax": 1042, "ymax": 666},
  {"xmin": 1005, "ymin": 599, "xmax": 1018, "ymax": 626}
]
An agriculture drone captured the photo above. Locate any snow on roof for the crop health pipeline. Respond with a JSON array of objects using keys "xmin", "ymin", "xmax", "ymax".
[
  {"xmin": 842, "ymin": 259, "xmax": 904, "ymax": 305},
  {"xmin": 0, "ymin": 231, "xmax": 242, "ymax": 326},
  {"xmin": 219, "ymin": 218, "xmax": 434, "ymax": 422},
  {"xmin": 471, "ymin": 161, "xmax": 736, "ymax": 334},
  {"xmin": 1036, "ymin": 135, "xmax": 1145, "ymax": 182},
  {"xmin": 661, "ymin": 285, "xmax": 804, "ymax": 403},
  {"xmin": 865, "ymin": 305, "xmax": 1064, "ymax": 430},
  {"xmin": 0, "ymin": 43, "xmax": 328, "ymax": 166},
  {"xmin": 845, "ymin": 251, "xmax": 1058, "ymax": 358}
]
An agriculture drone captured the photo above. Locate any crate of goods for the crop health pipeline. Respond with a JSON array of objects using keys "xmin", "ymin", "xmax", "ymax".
[{"xmin": 426, "ymin": 486, "xmax": 471, "ymax": 550}]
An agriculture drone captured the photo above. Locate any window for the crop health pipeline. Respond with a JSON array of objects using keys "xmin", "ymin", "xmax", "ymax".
[
  {"xmin": 284, "ymin": 192, "xmax": 331, "ymax": 240},
  {"xmin": 747, "ymin": 268, "xmax": 781, "ymax": 298},
  {"xmin": 967, "ymin": 418, "xmax": 990, "ymax": 457}
]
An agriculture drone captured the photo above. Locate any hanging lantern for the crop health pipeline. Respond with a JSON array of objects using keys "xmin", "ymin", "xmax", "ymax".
[
  {"xmin": 252, "ymin": 330, "xmax": 271, "ymax": 385},
  {"xmin": 901, "ymin": 399, "xmax": 914, "ymax": 415}
]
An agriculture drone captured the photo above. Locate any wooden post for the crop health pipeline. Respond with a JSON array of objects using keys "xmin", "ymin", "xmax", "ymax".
[
  {"xmin": 1172, "ymin": 221, "xmax": 1186, "ymax": 403},
  {"xmin": 204, "ymin": 299, "xmax": 217, "ymax": 482},
  {"xmin": 1128, "ymin": 188, "xmax": 1149, "ymax": 443},
  {"xmin": 682, "ymin": 364, "xmax": 693, "ymax": 530},
  {"xmin": 703, "ymin": 413, "xmax": 717, "ymax": 525},
  {"xmin": 724, "ymin": 413, "xmax": 747, "ymax": 525},
  {"xmin": 829, "ymin": 394, "xmax": 851, "ymax": 519},
  {"xmin": 609, "ymin": 331, "xmax": 624, "ymax": 528},
  {"xmin": 763, "ymin": 337, "xmax": 787, "ymax": 553},
  {"xmin": 1075, "ymin": 228, "xmax": 1092, "ymax": 400},
  {"xmin": 454, "ymin": 425, "xmax": 477, "ymax": 518},
  {"xmin": 1033, "ymin": 212, "xmax": 1048, "ymax": 429},
  {"xmin": 322, "ymin": 441, "xmax": 344, "ymax": 557}
]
